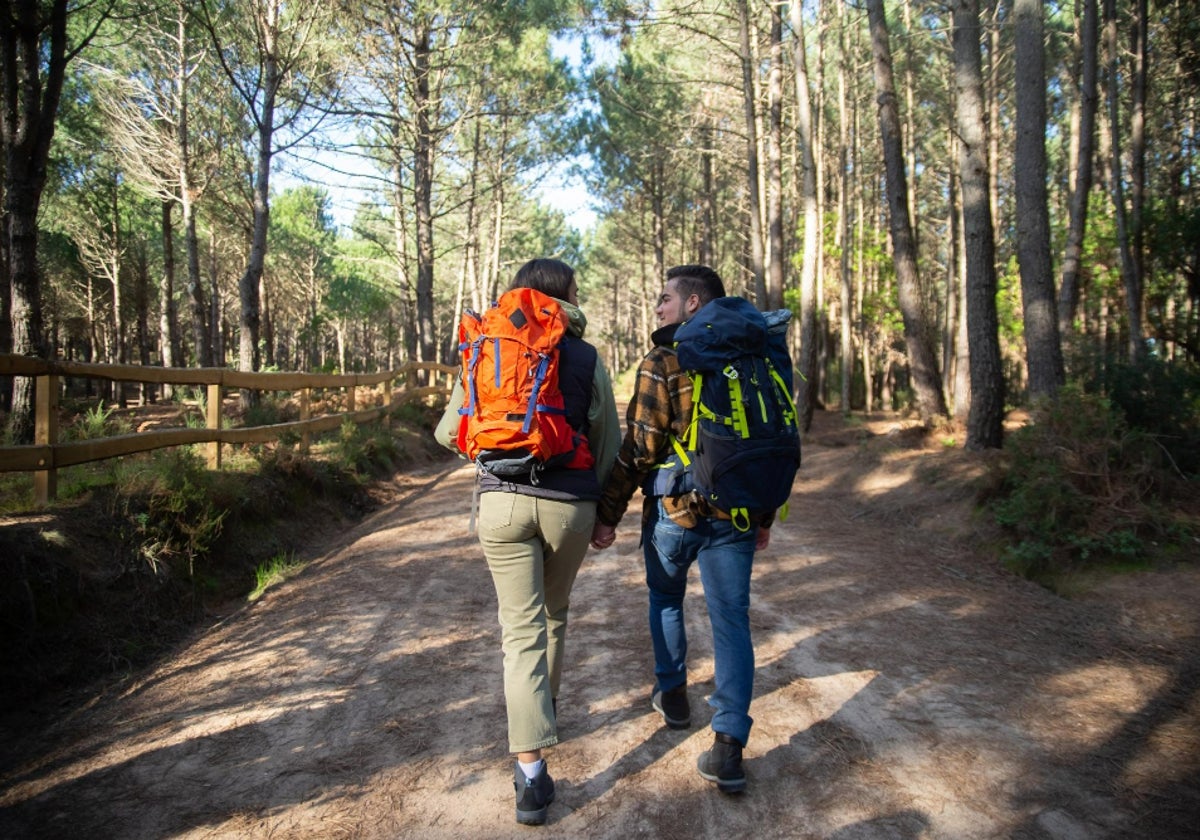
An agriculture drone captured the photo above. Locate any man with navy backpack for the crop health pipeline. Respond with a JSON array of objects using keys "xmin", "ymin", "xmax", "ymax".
[{"xmin": 590, "ymin": 264, "xmax": 796, "ymax": 795}]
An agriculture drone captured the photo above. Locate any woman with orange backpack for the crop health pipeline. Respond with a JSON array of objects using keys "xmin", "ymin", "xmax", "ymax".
[{"xmin": 435, "ymin": 258, "xmax": 619, "ymax": 825}]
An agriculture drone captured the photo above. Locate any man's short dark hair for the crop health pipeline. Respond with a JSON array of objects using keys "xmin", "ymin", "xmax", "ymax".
[
  {"xmin": 511, "ymin": 258, "xmax": 575, "ymax": 300},
  {"xmin": 666, "ymin": 264, "xmax": 725, "ymax": 305}
]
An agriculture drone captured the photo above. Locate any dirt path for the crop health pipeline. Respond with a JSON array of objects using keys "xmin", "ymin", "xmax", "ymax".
[{"xmin": 2, "ymin": 414, "xmax": 1198, "ymax": 839}]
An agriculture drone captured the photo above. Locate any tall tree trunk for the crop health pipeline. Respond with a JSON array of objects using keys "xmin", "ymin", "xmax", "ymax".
[
  {"xmin": 790, "ymin": 0, "xmax": 821, "ymax": 429},
  {"xmin": 182, "ymin": 194, "xmax": 210, "ymax": 366},
  {"xmin": 413, "ymin": 21, "xmax": 436, "ymax": 376},
  {"xmin": 133, "ymin": 242, "xmax": 152, "ymax": 402},
  {"xmin": 106, "ymin": 183, "xmax": 124, "ymax": 370},
  {"xmin": 0, "ymin": 145, "xmax": 9, "ymax": 414},
  {"xmin": 836, "ymin": 0, "xmax": 853, "ymax": 416},
  {"xmin": 765, "ymin": 3, "xmax": 784, "ymax": 311},
  {"xmin": 159, "ymin": 201, "xmax": 177, "ymax": 399},
  {"xmin": 389, "ymin": 118, "xmax": 413, "ymax": 356},
  {"xmin": 487, "ymin": 173, "xmax": 504, "ymax": 304},
  {"xmin": 209, "ymin": 229, "xmax": 223, "ymax": 365},
  {"xmin": 813, "ymin": 1, "xmax": 829, "ymax": 410},
  {"xmin": 335, "ymin": 318, "xmax": 347, "ymax": 377},
  {"xmin": 1103, "ymin": 0, "xmax": 1143, "ymax": 362},
  {"xmin": 239, "ymin": 37, "xmax": 279, "ymax": 397},
  {"xmin": 1, "ymin": 0, "xmax": 73, "ymax": 442},
  {"xmin": 856, "ymin": 96, "xmax": 873, "ymax": 412},
  {"xmin": 954, "ymin": 192, "xmax": 972, "ymax": 423},
  {"xmin": 461, "ymin": 119, "xmax": 482, "ymax": 324},
  {"xmin": 699, "ymin": 105, "xmax": 716, "ymax": 266},
  {"xmin": 954, "ymin": 0, "xmax": 1005, "ymax": 448},
  {"xmin": 737, "ymin": 0, "xmax": 765, "ymax": 300},
  {"xmin": 1059, "ymin": 0, "xmax": 1100, "ymax": 334},
  {"xmin": 900, "ymin": 0, "xmax": 919, "ymax": 258},
  {"xmin": 1014, "ymin": 0, "xmax": 1065, "ymax": 398},
  {"xmin": 1129, "ymin": 0, "xmax": 1148, "ymax": 352},
  {"xmin": 944, "ymin": 123, "xmax": 961, "ymax": 406},
  {"xmin": 176, "ymin": 2, "xmax": 210, "ymax": 367},
  {"xmin": 987, "ymin": 0, "xmax": 1003, "ymax": 251},
  {"xmin": 866, "ymin": 0, "xmax": 948, "ymax": 424},
  {"xmin": 652, "ymin": 157, "xmax": 666, "ymax": 282},
  {"xmin": 261, "ymin": 279, "xmax": 274, "ymax": 369}
]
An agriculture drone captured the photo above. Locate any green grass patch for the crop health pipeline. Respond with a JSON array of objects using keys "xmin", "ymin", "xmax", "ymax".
[{"xmin": 248, "ymin": 552, "xmax": 306, "ymax": 602}]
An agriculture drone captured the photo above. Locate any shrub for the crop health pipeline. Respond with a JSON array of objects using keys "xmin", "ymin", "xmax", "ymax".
[
  {"xmin": 988, "ymin": 386, "xmax": 1193, "ymax": 583},
  {"xmin": 113, "ymin": 448, "xmax": 228, "ymax": 583},
  {"xmin": 1099, "ymin": 355, "xmax": 1200, "ymax": 476},
  {"xmin": 335, "ymin": 419, "xmax": 400, "ymax": 477},
  {"xmin": 65, "ymin": 403, "xmax": 132, "ymax": 441},
  {"xmin": 242, "ymin": 396, "xmax": 292, "ymax": 429}
]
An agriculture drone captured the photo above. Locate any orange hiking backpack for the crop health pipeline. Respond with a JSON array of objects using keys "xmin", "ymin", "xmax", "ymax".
[{"xmin": 455, "ymin": 287, "xmax": 594, "ymax": 480}]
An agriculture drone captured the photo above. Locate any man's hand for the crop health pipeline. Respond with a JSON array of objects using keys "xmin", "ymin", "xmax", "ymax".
[
  {"xmin": 591, "ymin": 521, "xmax": 617, "ymax": 550},
  {"xmin": 755, "ymin": 526, "xmax": 771, "ymax": 551}
]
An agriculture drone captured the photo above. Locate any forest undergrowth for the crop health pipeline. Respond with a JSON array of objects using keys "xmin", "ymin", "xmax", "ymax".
[
  {"xmin": 983, "ymin": 358, "xmax": 1200, "ymax": 591},
  {"xmin": 0, "ymin": 398, "xmax": 451, "ymax": 718}
]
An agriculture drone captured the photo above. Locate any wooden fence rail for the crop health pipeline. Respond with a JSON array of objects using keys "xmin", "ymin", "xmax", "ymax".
[{"xmin": 0, "ymin": 354, "xmax": 457, "ymax": 506}]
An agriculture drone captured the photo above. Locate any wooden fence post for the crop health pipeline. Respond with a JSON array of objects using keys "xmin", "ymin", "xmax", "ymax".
[
  {"xmin": 206, "ymin": 382, "xmax": 222, "ymax": 470},
  {"xmin": 300, "ymin": 388, "xmax": 311, "ymax": 453},
  {"xmin": 383, "ymin": 378, "xmax": 392, "ymax": 430},
  {"xmin": 34, "ymin": 374, "xmax": 59, "ymax": 506}
]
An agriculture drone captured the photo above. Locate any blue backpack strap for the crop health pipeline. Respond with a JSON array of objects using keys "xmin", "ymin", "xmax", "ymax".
[
  {"xmin": 492, "ymin": 337, "xmax": 503, "ymax": 388},
  {"xmin": 462, "ymin": 337, "xmax": 485, "ymax": 416},
  {"xmin": 523, "ymin": 352, "xmax": 550, "ymax": 434}
]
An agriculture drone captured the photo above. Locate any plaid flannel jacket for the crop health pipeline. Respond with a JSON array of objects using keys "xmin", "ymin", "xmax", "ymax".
[{"xmin": 596, "ymin": 325, "xmax": 706, "ymax": 528}]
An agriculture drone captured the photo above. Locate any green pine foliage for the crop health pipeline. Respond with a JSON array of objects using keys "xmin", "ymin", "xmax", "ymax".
[{"xmin": 989, "ymin": 376, "xmax": 1199, "ymax": 586}]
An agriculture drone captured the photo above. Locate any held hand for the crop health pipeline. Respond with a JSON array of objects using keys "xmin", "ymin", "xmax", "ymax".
[
  {"xmin": 755, "ymin": 526, "xmax": 771, "ymax": 551},
  {"xmin": 591, "ymin": 521, "xmax": 617, "ymax": 550}
]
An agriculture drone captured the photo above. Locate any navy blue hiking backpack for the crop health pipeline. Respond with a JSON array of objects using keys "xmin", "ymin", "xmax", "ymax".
[{"xmin": 670, "ymin": 296, "xmax": 801, "ymax": 531}]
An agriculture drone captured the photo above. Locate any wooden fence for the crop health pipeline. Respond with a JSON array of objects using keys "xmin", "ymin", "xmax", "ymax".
[{"xmin": 0, "ymin": 354, "xmax": 457, "ymax": 506}]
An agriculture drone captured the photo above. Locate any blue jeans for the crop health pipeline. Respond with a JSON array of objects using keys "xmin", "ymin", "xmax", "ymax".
[{"xmin": 642, "ymin": 498, "xmax": 757, "ymax": 746}]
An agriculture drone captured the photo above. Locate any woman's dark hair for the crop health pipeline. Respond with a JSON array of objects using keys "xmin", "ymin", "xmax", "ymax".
[
  {"xmin": 666, "ymin": 264, "xmax": 725, "ymax": 304},
  {"xmin": 511, "ymin": 258, "xmax": 576, "ymax": 300}
]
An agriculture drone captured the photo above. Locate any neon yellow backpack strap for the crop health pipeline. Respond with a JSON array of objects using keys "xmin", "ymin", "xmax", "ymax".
[
  {"xmin": 725, "ymin": 366, "xmax": 750, "ymax": 439},
  {"xmin": 766, "ymin": 359, "xmax": 796, "ymax": 523},
  {"xmin": 670, "ymin": 434, "xmax": 691, "ymax": 467},
  {"xmin": 767, "ymin": 359, "xmax": 799, "ymax": 427},
  {"xmin": 731, "ymin": 507, "xmax": 752, "ymax": 532},
  {"xmin": 684, "ymin": 372, "xmax": 703, "ymax": 449}
]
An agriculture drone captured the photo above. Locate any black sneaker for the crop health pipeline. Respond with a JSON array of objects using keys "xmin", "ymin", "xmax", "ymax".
[
  {"xmin": 651, "ymin": 684, "xmax": 691, "ymax": 729},
  {"xmin": 697, "ymin": 732, "xmax": 746, "ymax": 794},
  {"xmin": 514, "ymin": 762, "xmax": 556, "ymax": 825}
]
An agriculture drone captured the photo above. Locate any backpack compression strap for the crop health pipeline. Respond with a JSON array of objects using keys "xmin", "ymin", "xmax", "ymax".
[
  {"xmin": 683, "ymin": 365, "xmax": 798, "ymax": 532},
  {"xmin": 681, "ymin": 370, "xmax": 756, "ymax": 530},
  {"xmin": 460, "ymin": 336, "xmax": 486, "ymax": 418},
  {"xmin": 458, "ymin": 336, "xmax": 567, "ymax": 424}
]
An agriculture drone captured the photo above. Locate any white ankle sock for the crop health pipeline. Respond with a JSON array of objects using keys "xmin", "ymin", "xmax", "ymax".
[{"xmin": 518, "ymin": 758, "xmax": 544, "ymax": 781}]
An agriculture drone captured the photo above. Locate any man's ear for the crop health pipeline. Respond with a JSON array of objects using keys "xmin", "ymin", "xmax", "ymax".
[{"xmin": 685, "ymin": 293, "xmax": 702, "ymax": 315}]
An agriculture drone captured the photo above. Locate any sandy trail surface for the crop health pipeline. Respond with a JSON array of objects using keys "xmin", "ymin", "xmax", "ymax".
[{"xmin": 2, "ymin": 414, "xmax": 1198, "ymax": 839}]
